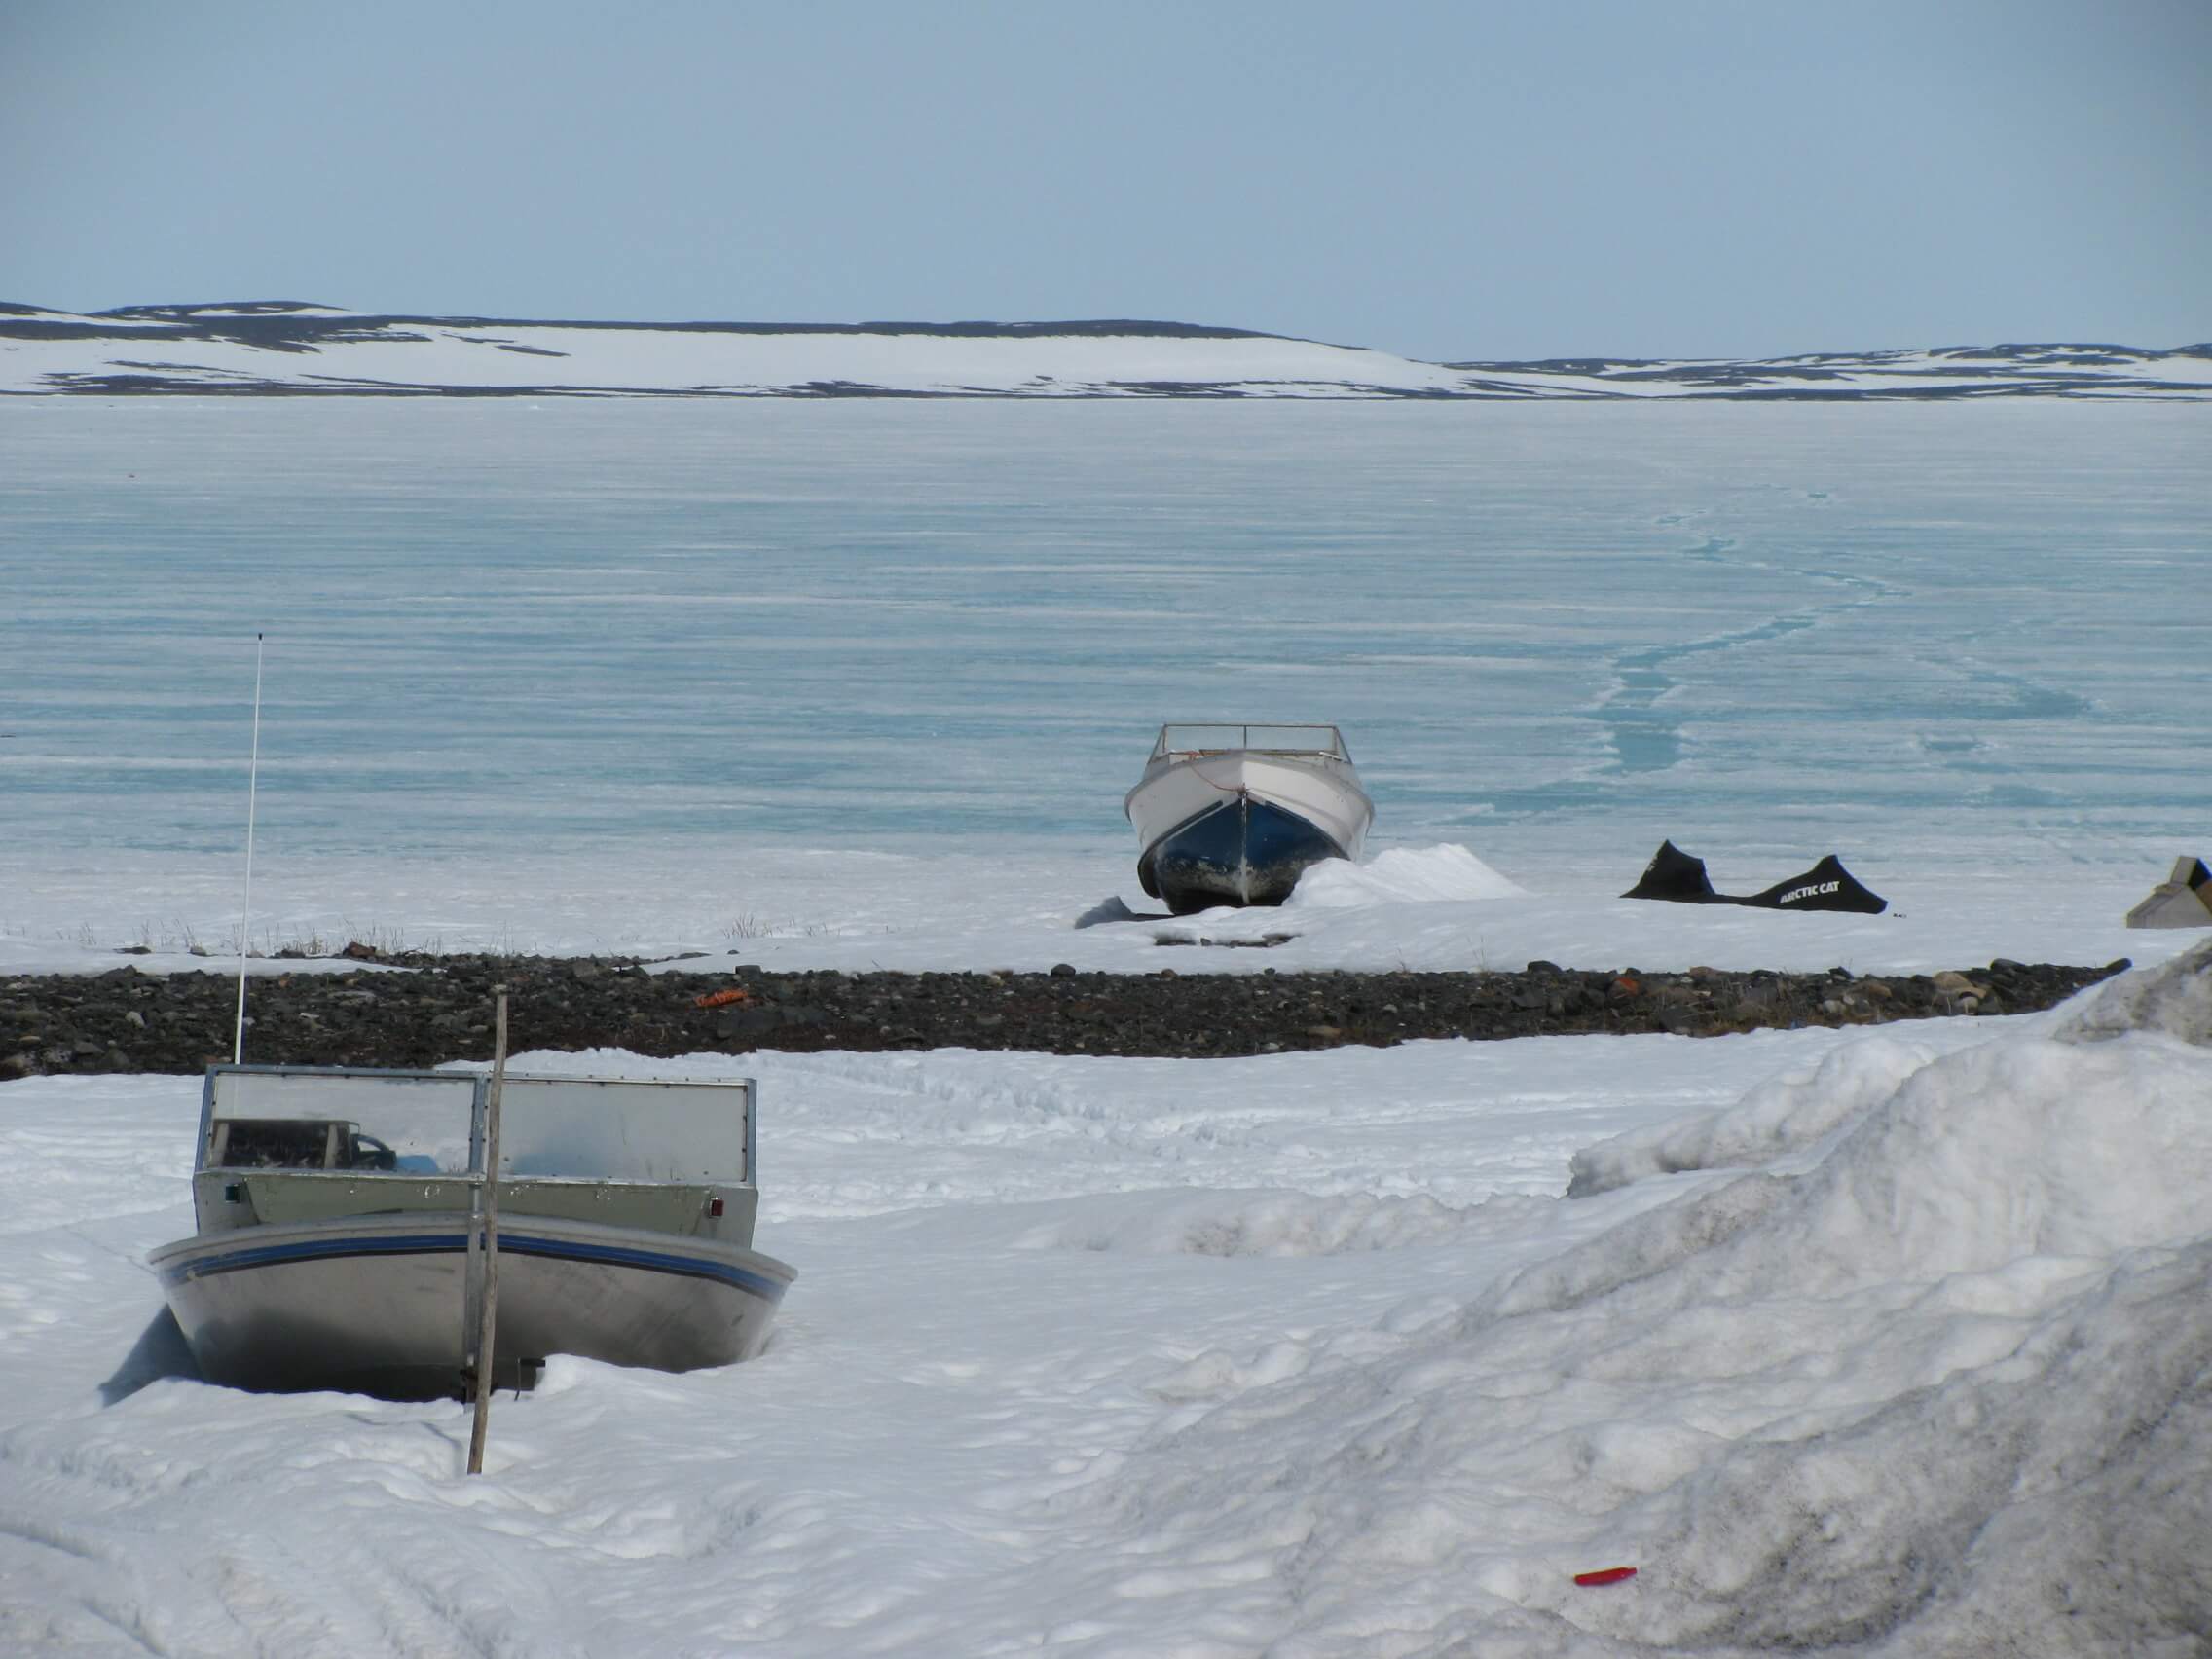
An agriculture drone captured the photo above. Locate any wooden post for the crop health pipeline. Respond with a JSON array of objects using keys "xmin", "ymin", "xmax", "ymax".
[{"xmin": 466, "ymin": 987, "xmax": 509, "ymax": 1476}]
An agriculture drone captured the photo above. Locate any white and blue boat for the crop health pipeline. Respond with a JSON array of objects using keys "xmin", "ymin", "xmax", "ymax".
[
  {"xmin": 1125, "ymin": 723, "xmax": 1374, "ymax": 914},
  {"xmin": 151, "ymin": 1065, "xmax": 793, "ymax": 1398}
]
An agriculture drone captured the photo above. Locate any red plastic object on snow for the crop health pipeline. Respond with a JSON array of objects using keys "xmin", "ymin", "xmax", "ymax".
[{"xmin": 1573, "ymin": 1567, "xmax": 1639, "ymax": 1588}]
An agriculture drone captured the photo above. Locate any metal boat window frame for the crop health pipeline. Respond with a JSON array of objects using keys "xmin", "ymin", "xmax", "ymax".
[
  {"xmin": 196, "ymin": 1065, "xmax": 759, "ymax": 1189},
  {"xmin": 1150, "ymin": 723, "xmax": 1351, "ymax": 763}
]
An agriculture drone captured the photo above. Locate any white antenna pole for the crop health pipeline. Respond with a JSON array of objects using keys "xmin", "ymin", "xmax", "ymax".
[{"xmin": 233, "ymin": 633, "xmax": 265, "ymax": 1066}]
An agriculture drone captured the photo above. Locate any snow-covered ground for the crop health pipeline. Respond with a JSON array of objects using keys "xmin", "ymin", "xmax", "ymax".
[
  {"xmin": 4, "ymin": 304, "xmax": 2207, "ymax": 398},
  {"xmin": 0, "ymin": 838, "xmax": 2194, "ymax": 983},
  {"xmin": 5, "ymin": 933, "xmax": 2207, "ymax": 1655}
]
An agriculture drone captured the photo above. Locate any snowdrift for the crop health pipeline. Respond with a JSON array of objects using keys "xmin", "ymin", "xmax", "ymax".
[
  {"xmin": 1080, "ymin": 941, "xmax": 2212, "ymax": 1654},
  {"xmin": 1287, "ymin": 843, "xmax": 1529, "ymax": 908}
]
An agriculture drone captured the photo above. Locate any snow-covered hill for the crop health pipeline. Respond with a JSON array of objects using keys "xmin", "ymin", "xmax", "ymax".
[{"xmin": 5, "ymin": 301, "xmax": 2207, "ymax": 399}]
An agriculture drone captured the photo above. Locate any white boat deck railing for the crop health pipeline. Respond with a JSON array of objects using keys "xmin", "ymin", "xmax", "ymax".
[{"xmin": 1150, "ymin": 723, "xmax": 1351, "ymax": 763}]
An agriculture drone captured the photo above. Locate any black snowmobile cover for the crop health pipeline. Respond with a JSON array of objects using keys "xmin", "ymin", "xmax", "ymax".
[
  {"xmin": 1737, "ymin": 853, "xmax": 1889, "ymax": 914},
  {"xmin": 1623, "ymin": 844, "xmax": 1888, "ymax": 914},
  {"xmin": 1621, "ymin": 840, "xmax": 1722, "ymax": 903}
]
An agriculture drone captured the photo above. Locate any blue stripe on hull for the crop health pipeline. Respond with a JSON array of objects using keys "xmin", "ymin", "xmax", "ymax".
[
  {"xmin": 159, "ymin": 1230, "xmax": 791, "ymax": 1303},
  {"xmin": 1140, "ymin": 796, "xmax": 1346, "ymax": 914}
]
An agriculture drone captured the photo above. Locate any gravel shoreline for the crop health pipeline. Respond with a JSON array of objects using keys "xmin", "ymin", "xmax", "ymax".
[{"xmin": 3, "ymin": 952, "xmax": 2130, "ymax": 1078}]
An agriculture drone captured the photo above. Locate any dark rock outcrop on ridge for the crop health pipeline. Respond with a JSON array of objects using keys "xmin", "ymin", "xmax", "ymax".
[{"xmin": 1, "ymin": 953, "xmax": 2128, "ymax": 1078}]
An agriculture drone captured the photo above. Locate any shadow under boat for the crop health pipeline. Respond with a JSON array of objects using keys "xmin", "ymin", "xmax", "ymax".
[
  {"xmin": 1125, "ymin": 722, "xmax": 1374, "ymax": 915},
  {"xmin": 148, "ymin": 1066, "xmax": 794, "ymax": 1400},
  {"xmin": 101, "ymin": 1306, "xmax": 201, "ymax": 1406}
]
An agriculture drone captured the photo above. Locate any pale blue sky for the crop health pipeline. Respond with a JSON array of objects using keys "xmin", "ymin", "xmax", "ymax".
[{"xmin": 4, "ymin": 0, "xmax": 2206, "ymax": 359}]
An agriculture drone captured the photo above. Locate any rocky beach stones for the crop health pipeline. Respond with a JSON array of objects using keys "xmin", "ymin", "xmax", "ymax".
[{"xmin": 0, "ymin": 955, "xmax": 2129, "ymax": 1077}]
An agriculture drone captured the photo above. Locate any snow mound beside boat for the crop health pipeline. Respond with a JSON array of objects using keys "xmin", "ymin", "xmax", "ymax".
[{"xmin": 1286, "ymin": 843, "xmax": 1528, "ymax": 908}]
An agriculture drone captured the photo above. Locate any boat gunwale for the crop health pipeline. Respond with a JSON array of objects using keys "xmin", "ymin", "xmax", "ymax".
[
  {"xmin": 1124, "ymin": 744, "xmax": 1374, "ymax": 827},
  {"xmin": 149, "ymin": 1206, "xmax": 796, "ymax": 1301}
]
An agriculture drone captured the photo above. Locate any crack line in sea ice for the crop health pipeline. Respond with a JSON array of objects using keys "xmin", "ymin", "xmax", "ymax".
[{"xmin": 1590, "ymin": 544, "xmax": 1905, "ymax": 778}]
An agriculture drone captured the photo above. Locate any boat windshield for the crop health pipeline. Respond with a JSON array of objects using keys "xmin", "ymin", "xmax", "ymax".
[
  {"xmin": 1151, "ymin": 723, "xmax": 1349, "ymax": 762},
  {"xmin": 201, "ymin": 1068, "xmax": 756, "ymax": 1185}
]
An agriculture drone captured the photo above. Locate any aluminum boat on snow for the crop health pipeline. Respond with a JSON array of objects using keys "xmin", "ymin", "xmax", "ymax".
[
  {"xmin": 151, "ymin": 1065, "xmax": 793, "ymax": 1398},
  {"xmin": 1125, "ymin": 723, "xmax": 1373, "ymax": 914}
]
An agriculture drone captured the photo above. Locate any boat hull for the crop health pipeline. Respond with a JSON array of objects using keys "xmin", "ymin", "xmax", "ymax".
[
  {"xmin": 152, "ymin": 1209, "xmax": 794, "ymax": 1398},
  {"xmin": 1138, "ymin": 795, "xmax": 1349, "ymax": 913},
  {"xmin": 1127, "ymin": 750, "xmax": 1372, "ymax": 913}
]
